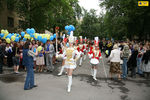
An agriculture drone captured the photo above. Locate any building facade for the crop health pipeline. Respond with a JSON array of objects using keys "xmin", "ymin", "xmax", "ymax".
[{"xmin": 0, "ymin": 0, "xmax": 23, "ymax": 33}]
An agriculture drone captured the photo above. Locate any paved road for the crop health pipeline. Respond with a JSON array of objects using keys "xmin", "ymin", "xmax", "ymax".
[{"xmin": 0, "ymin": 53, "xmax": 150, "ymax": 100}]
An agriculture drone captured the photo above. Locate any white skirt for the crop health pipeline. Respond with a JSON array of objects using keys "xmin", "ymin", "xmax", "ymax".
[
  {"xmin": 90, "ymin": 58, "xmax": 99, "ymax": 65},
  {"xmin": 64, "ymin": 65, "xmax": 76, "ymax": 69}
]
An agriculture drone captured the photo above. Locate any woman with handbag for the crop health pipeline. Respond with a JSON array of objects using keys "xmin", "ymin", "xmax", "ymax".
[
  {"xmin": 12, "ymin": 43, "xmax": 20, "ymax": 74},
  {"xmin": 23, "ymin": 41, "xmax": 37, "ymax": 90}
]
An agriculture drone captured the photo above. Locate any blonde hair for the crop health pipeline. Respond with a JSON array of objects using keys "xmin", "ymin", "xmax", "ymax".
[
  {"xmin": 113, "ymin": 44, "xmax": 118, "ymax": 49},
  {"xmin": 133, "ymin": 45, "xmax": 138, "ymax": 50}
]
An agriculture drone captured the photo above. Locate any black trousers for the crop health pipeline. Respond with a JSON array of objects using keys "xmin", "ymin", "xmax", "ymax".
[{"xmin": 0, "ymin": 57, "xmax": 3, "ymax": 73}]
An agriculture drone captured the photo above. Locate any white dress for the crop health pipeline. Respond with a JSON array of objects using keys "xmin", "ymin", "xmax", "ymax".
[{"xmin": 64, "ymin": 47, "xmax": 79, "ymax": 69}]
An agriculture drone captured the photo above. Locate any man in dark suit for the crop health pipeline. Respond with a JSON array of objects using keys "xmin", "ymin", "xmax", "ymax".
[{"xmin": 0, "ymin": 40, "xmax": 4, "ymax": 74}]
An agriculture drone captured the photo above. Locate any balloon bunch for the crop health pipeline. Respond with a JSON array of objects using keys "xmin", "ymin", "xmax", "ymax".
[
  {"xmin": 0, "ymin": 28, "xmax": 57, "ymax": 44},
  {"xmin": 65, "ymin": 25, "xmax": 75, "ymax": 35},
  {"xmin": 0, "ymin": 29, "xmax": 21, "ymax": 43}
]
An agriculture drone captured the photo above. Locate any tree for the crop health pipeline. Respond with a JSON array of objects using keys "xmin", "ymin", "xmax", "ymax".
[
  {"xmin": 14, "ymin": 0, "xmax": 82, "ymax": 33},
  {"xmin": 100, "ymin": 0, "xmax": 150, "ymax": 40}
]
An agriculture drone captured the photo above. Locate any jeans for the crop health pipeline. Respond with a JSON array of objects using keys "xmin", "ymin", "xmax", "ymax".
[
  {"xmin": 137, "ymin": 57, "xmax": 143, "ymax": 74},
  {"xmin": 122, "ymin": 58, "xmax": 128, "ymax": 78},
  {"xmin": 24, "ymin": 65, "xmax": 34, "ymax": 89}
]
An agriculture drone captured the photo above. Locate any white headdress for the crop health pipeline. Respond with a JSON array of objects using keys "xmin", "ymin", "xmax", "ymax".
[{"xmin": 69, "ymin": 31, "xmax": 74, "ymax": 43}]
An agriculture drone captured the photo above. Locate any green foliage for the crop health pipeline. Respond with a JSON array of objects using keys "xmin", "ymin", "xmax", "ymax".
[
  {"xmin": 100, "ymin": 0, "xmax": 150, "ymax": 40},
  {"xmin": 14, "ymin": 0, "xmax": 82, "ymax": 33}
]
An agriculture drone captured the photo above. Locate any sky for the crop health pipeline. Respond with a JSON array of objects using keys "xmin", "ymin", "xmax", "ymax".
[{"xmin": 78, "ymin": 0, "xmax": 105, "ymax": 15}]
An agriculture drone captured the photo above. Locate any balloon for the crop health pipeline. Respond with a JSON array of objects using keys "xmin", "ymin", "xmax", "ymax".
[
  {"xmin": 30, "ymin": 34, "xmax": 34, "ymax": 38},
  {"xmin": 67, "ymin": 31, "xmax": 70, "ymax": 35},
  {"xmin": 15, "ymin": 37, "xmax": 19, "ymax": 42},
  {"xmin": 16, "ymin": 34, "xmax": 19, "ymax": 37},
  {"xmin": 6, "ymin": 38, "xmax": 11, "ymax": 43},
  {"xmin": 53, "ymin": 34, "xmax": 56, "ymax": 38},
  {"xmin": 1, "ymin": 33, "xmax": 4, "ymax": 37},
  {"xmin": 34, "ymin": 33, "xmax": 38, "ymax": 39},
  {"xmin": 24, "ymin": 34, "xmax": 28, "ymax": 39},
  {"xmin": 33, "ymin": 48, "xmax": 36, "ymax": 53},
  {"xmin": 11, "ymin": 36, "xmax": 15, "ymax": 41},
  {"xmin": 6, "ymin": 34, "xmax": 12, "ymax": 39},
  {"xmin": 37, "ymin": 46, "xmax": 42, "ymax": 52},
  {"xmin": 50, "ymin": 36, "xmax": 54, "ymax": 41},
  {"xmin": 27, "ymin": 34, "xmax": 31, "ymax": 39},
  {"xmin": 30, "ymin": 28, "xmax": 35, "ymax": 34},
  {"xmin": 23, "ymin": 38, "xmax": 27, "ymax": 41},
  {"xmin": 37, "ymin": 35, "xmax": 42, "ymax": 41},
  {"xmin": 105, "ymin": 50, "xmax": 109, "ymax": 55},
  {"xmin": 1, "ymin": 29, "xmax": 5, "ymax": 33},
  {"xmin": 26, "ymin": 28, "xmax": 30, "ymax": 34},
  {"xmin": 21, "ymin": 31, "xmax": 25, "ymax": 37},
  {"xmin": 42, "ymin": 38, "xmax": 47, "ymax": 43},
  {"xmin": 65, "ymin": 25, "xmax": 69, "ymax": 30}
]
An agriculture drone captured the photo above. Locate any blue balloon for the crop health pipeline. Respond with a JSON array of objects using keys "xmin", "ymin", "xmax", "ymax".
[
  {"xmin": 23, "ymin": 38, "xmax": 27, "ymax": 41},
  {"xmin": 30, "ymin": 34, "xmax": 34, "ymax": 37},
  {"xmin": 1, "ymin": 33, "xmax": 4, "ymax": 38},
  {"xmin": 16, "ymin": 34, "xmax": 19, "ymax": 37},
  {"xmin": 30, "ymin": 28, "xmax": 35, "ymax": 34},
  {"xmin": 26, "ymin": 28, "xmax": 31, "ymax": 34},
  {"xmin": 66, "ymin": 43, "xmax": 69, "ymax": 47},
  {"xmin": 50, "ymin": 36, "xmax": 54, "ymax": 41},
  {"xmin": 42, "ymin": 38, "xmax": 47, "ymax": 43},
  {"xmin": 67, "ymin": 31, "xmax": 70, "ymax": 35},
  {"xmin": 53, "ymin": 34, "xmax": 56, "ymax": 38},
  {"xmin": 6, "ymin": 34, "xmax": 12, "ymax": 39},
  {"xmin": 65, "ymin": 25, "xmax": 69, "ymax": 30},
  {"xmin": 15, "ymin": 37, "xmax": 19, "ymax": 42},
  {"xmin": 37, "ymin": 35, "xmax": 42, "ymax": 41},
  {"xmin": 33, "ymin": 48, "xmax": 36, "ymax": 53},
  {"xmin": 21, "ymin": 31, "xmax": 25, "ymax": 37}
]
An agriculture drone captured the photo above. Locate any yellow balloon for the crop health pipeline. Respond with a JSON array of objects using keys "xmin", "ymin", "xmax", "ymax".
[
  {"xmin": 46, "ymin": 34, "xmax": 50, "ymax": 40},
  {"xmin": 34, "ymin": 33, "xmax": 38, "ymax": 39},
  {"xmin": 11, "ymin": 36, "xmax": 15, "ymax": 41},
  {"xmin": 37, "ymin": 46, "xmax": 42, "ymax": 52},
  {"xmin": 4, "ymin": 30, "xmax": 9, "ymax": 35},
  {"xmin": 6, "ymin": 38, "xmax": 11, "ymax": 43},
  {"xmin": 24, "ymin": 34, "xmax": 28, "ymax": 39},
  {"xmin": 1, "ymin": 29, "xmax": 5, "ymax": 33},
  {"xmin": 31, "ymin": 38, "xmax": 34, "ymax": 41},
  {"xmin": 27, "ymin": 34, "xmax": 31, "ymax": 39}
]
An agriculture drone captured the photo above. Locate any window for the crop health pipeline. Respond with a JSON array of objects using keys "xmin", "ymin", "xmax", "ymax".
[{"xmin": 7, "ymin": 17, "xmax": 14, "ymax": 27}]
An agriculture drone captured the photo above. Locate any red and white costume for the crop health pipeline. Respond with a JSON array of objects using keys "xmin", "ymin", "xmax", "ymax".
[
  {"xmin": 88, "ymin": 37, "xmax": 102, "ymax": 81},
  {"xmin": 89, "ymin": 48, "xmax": 102, "ymax": 65},
  {"xmin": 77, "ymin": 36, "xmax": 85, "ymax": 66}
]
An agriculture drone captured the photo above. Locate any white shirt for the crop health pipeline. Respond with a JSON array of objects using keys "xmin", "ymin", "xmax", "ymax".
[{"xmin": 108, "ymin": 49, "xmax": 121, "ymax": 63}]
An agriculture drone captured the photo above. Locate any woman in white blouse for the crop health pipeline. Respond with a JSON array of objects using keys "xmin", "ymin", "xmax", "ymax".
[{"xmin": 108, "ymin": 44, "xmax": 122, "ymax": 80}]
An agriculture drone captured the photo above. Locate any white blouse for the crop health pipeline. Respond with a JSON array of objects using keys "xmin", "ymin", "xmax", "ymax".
[{"xmin": 108, "ymin": 49, "xmax": 121, "ymax": 63}]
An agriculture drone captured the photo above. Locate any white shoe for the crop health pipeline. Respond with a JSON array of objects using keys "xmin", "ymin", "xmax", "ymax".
[
  {"xmin": 67, "ymin": 86, "xmax": 71, "ymax": 93},
  {"xmin": 93, "ymin": 77, "xmax": 97, "ymax": 81},
  {"xmin": 58, "ymin": 73, "xmax": 62, "ymax": 76}
]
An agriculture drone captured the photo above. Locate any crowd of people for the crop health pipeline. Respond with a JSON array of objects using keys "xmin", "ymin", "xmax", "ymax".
[{"xmin": 0, "ymin": 33, "xmax": 150, "ymax": 92}]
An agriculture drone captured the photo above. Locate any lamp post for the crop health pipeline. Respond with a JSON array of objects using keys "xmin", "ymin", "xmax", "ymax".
[{"xmin": 55, "ymin": 26, "xmax": 59, "ymax": 53}]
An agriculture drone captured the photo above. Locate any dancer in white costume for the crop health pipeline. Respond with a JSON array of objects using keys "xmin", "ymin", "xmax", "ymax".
[
  {"xmin": 57, "ymin": 37, "xmax": 68, "ymax": 76},
  {"xmin": 88, "ymin": 37, "xmax": 102, "ymax": 81},
  {"xmin": 77, "ymin": 36, "xmax": 85, "ymax": 67},
  {"xmin": 83, "ymin": 37, "xmax": 88, "ymax": 60},
  {"xmin": 64, "ymin": 32, "xmax": 79, "ymax": 92}
]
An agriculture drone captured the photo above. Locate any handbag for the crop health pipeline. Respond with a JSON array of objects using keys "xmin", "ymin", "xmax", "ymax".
[{"xmin": 28, "ymin": 50, "xmax": 36, "ymax": 57}]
